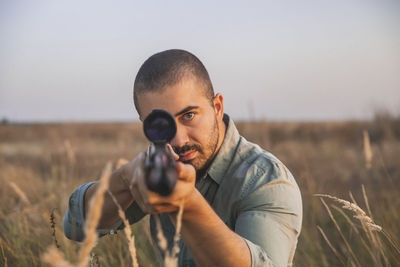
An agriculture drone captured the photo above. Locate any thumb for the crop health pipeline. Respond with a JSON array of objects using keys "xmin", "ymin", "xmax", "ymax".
[
  {"xmin": 166, "ymin": 144, "xmax": 179, "ymax": 161},
  {"xmin": 176, "ymin": 161, "xmax": 196, "ymax": 182}
]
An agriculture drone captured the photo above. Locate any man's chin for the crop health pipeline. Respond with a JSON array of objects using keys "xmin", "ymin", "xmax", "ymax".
[
  {"xmin": 180, "ymin": 159, "xmax": 193, "ymax": 165},
  {"xmin": 179, "ymin": 158, "xmax": 202, "ymax": 171}
]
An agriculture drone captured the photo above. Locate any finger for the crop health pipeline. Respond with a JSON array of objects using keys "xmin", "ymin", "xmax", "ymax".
[
  {"xmin": 147, "ymin": 190, "xmax": 172, "ymax": 205},
  {"xmin": 147, "ymin": 190, "xmax": 174, "ymax": 205},
  {"xmin": 129, "ymin": 152, "xmax": 152, "ymax": 213},
  {"xmin": 147, "ymin": 180, "xmax": 193, "ymax": 205},
  {"xmin": 176, "ymin": 161, "xmax": 196, "ymax": 182},
  {"xmin": 149, "ymin": 197, "xmax": 184, "ymax": 208},
  {"xmin": 134, "ymin": 174, "xmax": 153, "ymax": 212},
  {"xmin": 130, "ymin": 170, "xmax": 149, "ymax": 213},
  {"xmin": 152, "ymin": 204, "xmax": 179, "ymax": 214},
  {"xmin": 131, "ymin": 183, "xmax": 150, "ymax": 213},
  {"xmin": 136, "ymin": 166, "xmax": 152, "ymax": 208},
  {"xmin": 121, "ymin": 152, "xmax": 145, "ymax": 183},
  {"xmin": 166, "ymin": 144, "xmax": 179, "ymax": 160}
]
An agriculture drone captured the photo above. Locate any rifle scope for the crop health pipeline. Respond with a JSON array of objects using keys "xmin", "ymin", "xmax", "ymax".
[
  {"xmin": 143, "ymin": 109, "xmax": 177, "ymax": 144},
  {"xmin": 142, "ymin": 109, "xmax": 178, "ymax": 196}
]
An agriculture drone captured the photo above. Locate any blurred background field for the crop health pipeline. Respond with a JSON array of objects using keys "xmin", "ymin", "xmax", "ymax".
[{"xmin": 0, "ymin": 114, "xmax": 399, "ymax": 266}]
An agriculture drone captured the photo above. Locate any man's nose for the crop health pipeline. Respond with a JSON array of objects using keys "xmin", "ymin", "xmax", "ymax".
[{"xmin": 170, "ymin": 124, "xmax": 189, "ymax": 148}]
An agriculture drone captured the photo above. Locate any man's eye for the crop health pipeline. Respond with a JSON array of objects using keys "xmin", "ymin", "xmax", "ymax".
[{"xmin": 182, "ymin": 112, "xmax": 195, "ymax": 121}]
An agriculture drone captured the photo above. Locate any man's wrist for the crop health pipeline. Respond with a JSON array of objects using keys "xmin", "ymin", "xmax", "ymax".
[
  {"xmin": 181, "ymin": 189, "xmax": 203, "ymax": 219},
  {"xmin": 107, "ymin": 166, "xmax": 135, "ymax": 207},
  {"xmin": 168, "ymin": 188, "xmax": 201, "ymax": 225}
]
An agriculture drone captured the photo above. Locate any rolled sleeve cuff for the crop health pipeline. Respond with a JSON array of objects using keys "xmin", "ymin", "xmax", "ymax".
[
  {"xmin": 63, "ymin": 182, "xmax": 123, "ymax": 241},
  {"xmin": 244, "ymin": 238, "xmax": 275, "ymax": 267}
]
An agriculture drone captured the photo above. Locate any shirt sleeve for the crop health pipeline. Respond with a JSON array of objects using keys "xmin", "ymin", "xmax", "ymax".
[
  {"xmin": 63, "ymin": 182, "xmax": 146, "ymax": 242},
  {"xmin": 235, "ymin": 181, "xmax": 302, "ymax": 267},
  {"xmin": 63, "ymin": 182, "xmax": 96, "ymax": 241}
]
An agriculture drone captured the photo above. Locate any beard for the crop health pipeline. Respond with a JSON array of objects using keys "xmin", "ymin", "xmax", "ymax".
[{"xmin": 173, "ymin": 116, "xmax": 220, "ymax": 178}]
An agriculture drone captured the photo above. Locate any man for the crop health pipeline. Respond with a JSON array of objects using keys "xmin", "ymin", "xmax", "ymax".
[{"xmin": 63, "ymin": 49, "xmax": 302, "ymax": 267}]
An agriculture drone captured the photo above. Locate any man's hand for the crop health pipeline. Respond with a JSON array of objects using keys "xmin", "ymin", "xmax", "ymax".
[
  {"xmin": 85, "ymin": 144, "xmax": 250, "ymax": 266},
  {"xmin": 129, "ymin": 144, "xmax": 196, "ymax": 214}
]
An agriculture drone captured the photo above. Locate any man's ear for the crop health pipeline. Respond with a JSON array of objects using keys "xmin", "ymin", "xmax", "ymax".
[{"xmin": 213, "ymin": 93, "xmax": 224, "ymax": 119}]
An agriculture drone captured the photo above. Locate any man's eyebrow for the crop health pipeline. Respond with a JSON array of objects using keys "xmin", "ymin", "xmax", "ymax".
[{"xmin": 174, "ymin": 106, "xmax": 199, "ymax": 117}]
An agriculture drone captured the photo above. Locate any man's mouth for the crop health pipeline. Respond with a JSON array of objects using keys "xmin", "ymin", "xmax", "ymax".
[{"xmin": 179, "ymin": 150, "xmax": 197, "ymax": 161}]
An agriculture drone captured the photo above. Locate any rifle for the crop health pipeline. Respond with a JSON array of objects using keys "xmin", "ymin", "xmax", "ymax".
[{"xmin": 143, "ymin": 109, "xmax": 178, "ymax": 196}]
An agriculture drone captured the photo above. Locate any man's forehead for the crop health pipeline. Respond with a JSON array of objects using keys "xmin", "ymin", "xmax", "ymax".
[{"xmin": 137, "ymin": 78, "xmax": 209, "ymax": 119}]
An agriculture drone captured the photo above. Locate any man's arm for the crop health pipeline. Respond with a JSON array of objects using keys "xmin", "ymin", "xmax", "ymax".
[
  {"xmin": 173, "ymin": 177, "xmax": 301, "ymax": 267},
  {"xmin": 174, "ymin": 188, "xmax": 252, "ymax": 267},
  {"xmin": 235, "ymin": 181, "xmax": 302, "ymax": 267},
  {"xmin": 63, "ymin": 153, "xmax": 147, "ymax": 241},
  {"xmin": 143, "ymin": 161, "xmax": 252, "ymax": 267},
  {"xmin": 144, "ymin": 151, "xmax": 302, "ymax": 266},
  {"xmin": 84, "ymin": 167, "xmax": 133, "ymax": 228}
]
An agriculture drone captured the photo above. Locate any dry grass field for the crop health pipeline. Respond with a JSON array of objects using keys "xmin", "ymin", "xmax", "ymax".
[{"xmin": 0, "ymin": 115, "xmax": 399, "ymax": 266}]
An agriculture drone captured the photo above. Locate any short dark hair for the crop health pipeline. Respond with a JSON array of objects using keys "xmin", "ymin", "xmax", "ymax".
[{"xmin": 133, "ymin": 49, "xmax": 214, "ymax": 114}]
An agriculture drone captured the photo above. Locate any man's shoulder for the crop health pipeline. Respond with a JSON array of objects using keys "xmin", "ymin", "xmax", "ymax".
[
  {"xmin": 230, "ymin": 137, "xmax": 300, "ymax": 199},
  {"xmin": 225, "ymin": 137, "xmax": 302, "ymax": 220}
]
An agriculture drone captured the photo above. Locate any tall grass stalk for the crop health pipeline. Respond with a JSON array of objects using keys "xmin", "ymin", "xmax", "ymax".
[
  {"xmin": 42, "ymin": 246, "xmax": 73, "ymax": 267},
  {"xmin": 8, "ymin": 182, "xmax": 30, "ymax": 205},
  {"xmin": 153, "ymin": 202, "xmax": 184, "ymax": 267},
  {"xmin": 319, "ymin": 198, "xmax": 361, "ymax": 266},
  {"xmin": 316, "ymin": 225, "xmax": 345, "ymax": 265},
  {"xmin": 315, "ymin": 191, "xmax": 400, "ymax": 266},
  {"xmin": 63, "ymin": 140, "xmax": 76, "ymax": 166},
  {"xmin": 43, "ymin": 162, "xmax": 113, "ymax": 267},
  {"xmin": 314, "ymin": 194, "xmax": 381, "ymax": 232},
  {"xmin": 363, "ymin": 130, "xmax": 373, "ymax": 169},
  {"xmin": 349, "ymin": 191, "xmax": 389, "ymax": 266},
  {"xmin": 165, "ymin": 201, "xmax": 184, "ymax": 267},
  {"xmin": 1, "ymin": 244, "xmax": 8, "ymax": 267},
  {"xmin": 77, "ymin": 162, "xmax": 112, "ymax": 267},
  {"xmin": 108, "ymin": 190, "xmax": 139, "ymax": 267}
]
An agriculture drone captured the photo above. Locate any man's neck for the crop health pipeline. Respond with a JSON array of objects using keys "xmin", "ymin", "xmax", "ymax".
[
  {"xmin": 215, "ymin": 114, "xmax": 227, "ymax": 154},
  {"xmin": 196, "ymin": 114, "xmax": 228, "ymax": 180}
]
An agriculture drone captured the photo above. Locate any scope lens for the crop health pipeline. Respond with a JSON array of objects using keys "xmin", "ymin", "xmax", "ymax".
[{"xmin": 143, "ymin": 110, "xmax": 177, "ymax": 142}]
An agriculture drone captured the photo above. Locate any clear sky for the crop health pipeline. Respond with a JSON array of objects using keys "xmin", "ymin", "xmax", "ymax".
[{"xmin": 1, "ymin": 0, "xmax": 399, "ymax": 122}]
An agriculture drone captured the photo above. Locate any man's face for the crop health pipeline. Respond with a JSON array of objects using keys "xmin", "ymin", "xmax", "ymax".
[{"xmin": 137, "ymin": 76, "xmax": 224, "ymax": 174}]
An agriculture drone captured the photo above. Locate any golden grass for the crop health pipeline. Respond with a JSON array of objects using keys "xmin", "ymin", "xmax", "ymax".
[
  {"xmin": 314, "ymin": 194, "xmax": 382, "ymax": 232},
  {"xmin": 1, "ymin": 118, "xmax": 399, "ymax": 266},
  {"xmin": 171, "ymin": 201, "xmax": 184, "ymax": 258},
  {"xmin": 363, "ymin": 130, "xmax": 373, "ymax": 169},
  {"xmin": 0, "ymin": 244, "xmax": 8, "ymax": 267},
  {"xmin": 315, "ymin": 191, "xmax": 400, "ymax": 266},
  {"xmin": 165, "ymin": 201, "xmax": 184, "ymax": 267},
  {"xmin": 319, "ymin": 197, "xmax": 362, "ymax": 265},
  {"xmin": 42, "ymin": 246, "xmax": 73, "ymax": 267},
  {"xmin": 316, "ymin": 225, "xmax": 344, "ymax": 265},
  {"xmin": 153, "ymin": 201, "xmax": 185, "ymax": 267},
  {"xmin": 108, "ymin": 190, "xmax": 139, "ymax": 267},
  {"xmin": 117, "ymin": 209, "xmax": 139, "ymax": 267},
  {"xmin": 154, "ymin": 215, "xmax": 168, "ymax": 255},
  {"xmin": 8, "ymin": 181, "xmax": 30, "ymax": 205},
  {"xmin": 42, "ymin": 156, "xmax": 184, "ymax": 267},
  {"xmin": 63, "ymin": 140, "xmax": 76, "ymax": 166},
  {"xmin": 42, "ymin": 162, "xmax": 113, "ymax": 267},
  {"xmin": 77, "ymin": 162, "xmax": 112, "ymax": 267}
]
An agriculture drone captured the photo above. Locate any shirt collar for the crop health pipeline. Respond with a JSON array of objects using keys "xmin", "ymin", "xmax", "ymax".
[{"xmin": 206, "ymin": 114, "xmax": 241, "ymax": 184}]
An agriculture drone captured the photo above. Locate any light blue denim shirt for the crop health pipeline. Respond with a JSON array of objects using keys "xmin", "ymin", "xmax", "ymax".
[{"xmin": 64, "ymin": 115, "xmax": 302, "ymax": 267}]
